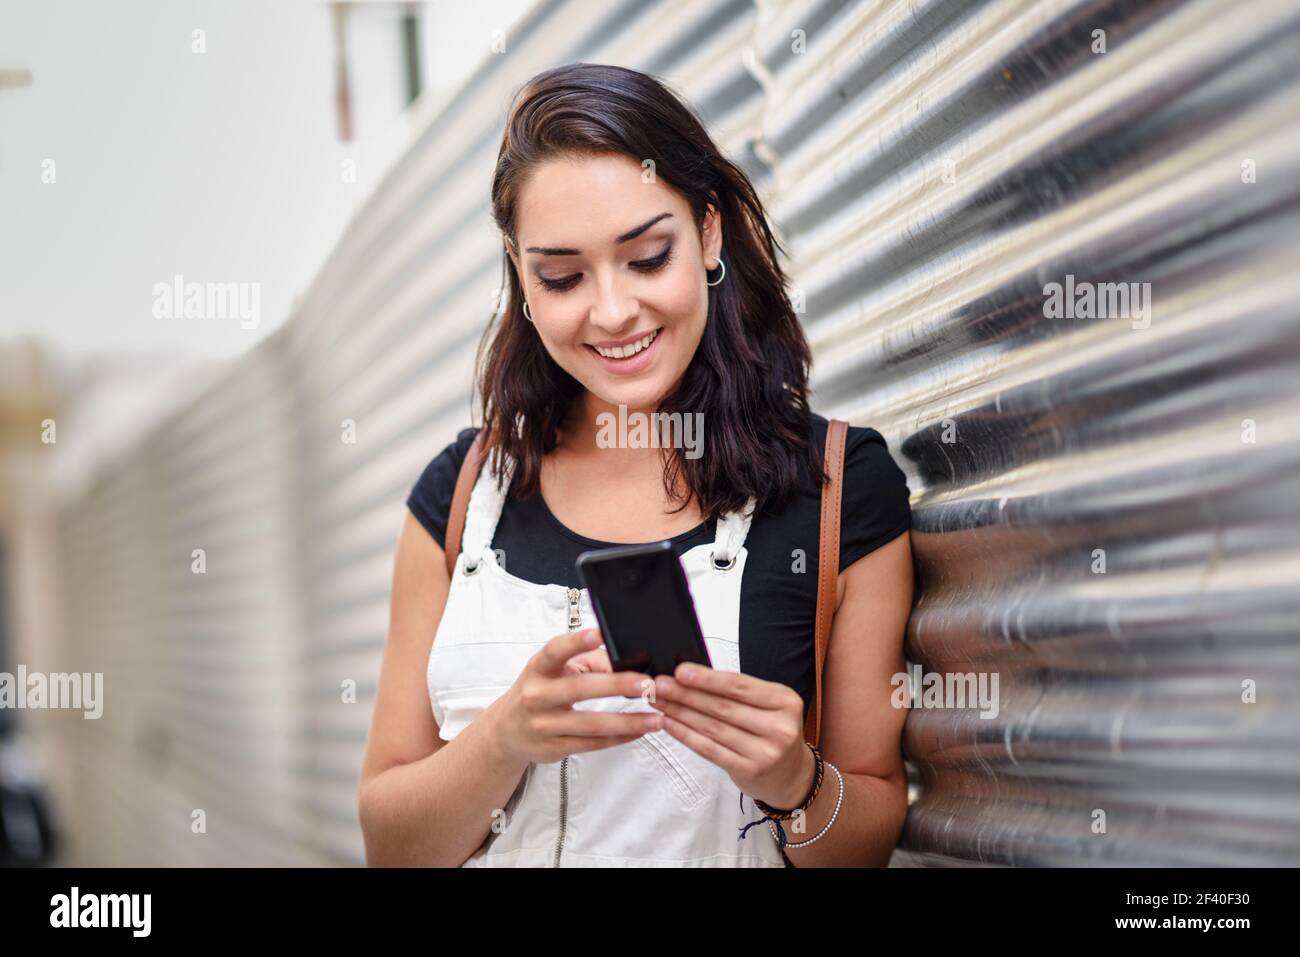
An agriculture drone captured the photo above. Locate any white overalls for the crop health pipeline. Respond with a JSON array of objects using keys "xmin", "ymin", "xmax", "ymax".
[{"xmin": 426, "ymin": 447, "xmax": 787, "ymax": 867}]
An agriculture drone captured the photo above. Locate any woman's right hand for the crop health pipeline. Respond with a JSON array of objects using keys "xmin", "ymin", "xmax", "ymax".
[{"xmin": 485, "ymin": 627, "xmax": 661, "ymax": 766}]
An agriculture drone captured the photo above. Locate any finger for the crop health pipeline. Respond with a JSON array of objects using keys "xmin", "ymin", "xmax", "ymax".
[
  {"xmin": 552, "ymin": 732, "xmax": 648, "ymax": 755},
  {"xmin": 563, "ymin": 653, "xmax": 588, "ymax": 675},
  {"xmin": 538, "ymin": 670, "xmax": 654, "ymax": 708},
  {"xmin": 564, "ymin": 647, "xmax": 612, "ymax": 675},
  {"xmin": 533, "ymin": 628, "xmax": 604, "ymax": 677},
  {"xmin": 668, "ymin": 662, "xmax": 789, "ymax": 710},
  {"xmin": 660, "ymin": 710, "xmax": 746, "ymax": 774},
  {"xmin": 539, "ymin": 710, "xmax": 663, "ymax": 738},
  {"xmin": 654, "ymin": 696, "xmax": 769, "ymax": 760},
  {"xmin": 654, "ymin": 673, "xmax": 777, "ymax": 732}
]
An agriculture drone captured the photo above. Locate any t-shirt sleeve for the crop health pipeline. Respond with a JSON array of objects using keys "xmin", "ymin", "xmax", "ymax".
[
  {"xmin": 406, "ymin": 426, "xmax": 481, "ymax": 551},
  {"xmin": 837, "ymin": 426, "xmax": 912, "ymax": 573}
]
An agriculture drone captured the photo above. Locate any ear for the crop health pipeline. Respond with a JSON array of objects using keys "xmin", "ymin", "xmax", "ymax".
[{"xmin": 702, "ymin": 204, "xmax": 723, "ymax": 268}]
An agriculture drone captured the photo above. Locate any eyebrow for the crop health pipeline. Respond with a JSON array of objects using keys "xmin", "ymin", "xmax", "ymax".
[{"xmin": 524, "ymin": 212, "xmax": 674, "ymax": 255}]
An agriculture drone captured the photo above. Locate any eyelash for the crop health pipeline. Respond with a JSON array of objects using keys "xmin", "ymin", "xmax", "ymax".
[{"xmin": 534, "ymin": 245, "xmax": 675, "ymax": 293}]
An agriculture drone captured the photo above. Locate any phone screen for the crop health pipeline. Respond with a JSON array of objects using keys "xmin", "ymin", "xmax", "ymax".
[{"xmin": 576, "ymin": 541, "xmax": 712, "ymax": 676}]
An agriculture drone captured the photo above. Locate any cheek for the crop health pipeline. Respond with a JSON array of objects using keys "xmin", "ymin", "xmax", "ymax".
[
  {"xmin": 535, "ymin": 312, "xmax": 585, "ymax": 350},
  {"xmin": 534, "ymin": 316, "xmax": 595, "ymax": 382},
  {"xmin": 654, "ymin": 270, "xmax": 706, "ymax": 324},
  {"xmin": 641, "ymin": 275, "xmax": 707, "ymax": 367}
]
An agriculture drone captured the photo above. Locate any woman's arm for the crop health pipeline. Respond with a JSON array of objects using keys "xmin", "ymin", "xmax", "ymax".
[
  {"xmin": 780, "ymin": 528, "xmax": 914, "ymax": 867},
  {"xmin": 357, "ymin": 512, "xmax": 532, "ymax": 867}
]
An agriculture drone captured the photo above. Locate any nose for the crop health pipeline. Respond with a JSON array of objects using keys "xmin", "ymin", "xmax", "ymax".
[{"xmin": 588, "ymin": 265, "xmax": 639, "ymax": 333}]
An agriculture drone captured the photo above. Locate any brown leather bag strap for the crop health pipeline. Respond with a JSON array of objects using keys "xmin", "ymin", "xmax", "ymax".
[
  {"xmin": 444, "ymin": 430, "xmax": 487, "ymax": 579},
  {"xmin": 803, "ymin": 418, "xmax": 848, "ymax": 748}
]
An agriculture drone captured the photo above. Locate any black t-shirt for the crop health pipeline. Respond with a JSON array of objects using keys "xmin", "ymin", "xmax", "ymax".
[{"xmin": 406, "ymin": 412, "xmax": 911, "ymax": 722}]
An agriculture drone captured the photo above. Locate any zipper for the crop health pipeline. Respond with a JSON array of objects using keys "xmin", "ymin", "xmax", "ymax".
[
  {"xmin": 567, "ymin": 586, "xmax": 582, "ymax": 629},
  {"xmin": 554, "ymin": 586, "xmax": 582, "ymax": 867}
]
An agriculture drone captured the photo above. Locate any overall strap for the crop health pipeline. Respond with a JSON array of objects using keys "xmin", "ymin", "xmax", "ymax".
[
  {"xmin": 803, "ymin": 418, "xmax": 849, "ymax": 749},
  {"xmin": 711, "ymin": 496, "xmax": 758, "ymax": 566},
  {"xmin": 444, "ymin": 431, "xmax": 486, "ymax": 578}
]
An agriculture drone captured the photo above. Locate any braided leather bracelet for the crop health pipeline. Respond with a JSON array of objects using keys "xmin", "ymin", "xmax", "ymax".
[
  {"xmin": 738, "ymin": 742, "xmax": 826, "ymax": 843},
  {"xmin": 753, "ymin": 741, "xmax": 824, "ymax": 820}
]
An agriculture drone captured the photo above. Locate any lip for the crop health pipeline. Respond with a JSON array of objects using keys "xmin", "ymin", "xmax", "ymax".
[
  {"xmin": 587, "ymin": 328, "xmax": 661, "ymax": 349},
  {"xmin": 585, "ymin": 326, "xmax": 663, "ymax": 375}
]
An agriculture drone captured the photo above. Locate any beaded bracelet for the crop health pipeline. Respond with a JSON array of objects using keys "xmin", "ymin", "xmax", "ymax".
[{"xmin": 769, "ymin": 761, "xmax": 843, "ymax": 850}]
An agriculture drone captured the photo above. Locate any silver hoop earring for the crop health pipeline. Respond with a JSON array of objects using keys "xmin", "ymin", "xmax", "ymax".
[
  {"xmin": 706, "ymin": 258, "xmax": 726, "ymax": 287},
  {"xmin": 523, "ymin": 301, "xmax": 533, "ymax": 322}
]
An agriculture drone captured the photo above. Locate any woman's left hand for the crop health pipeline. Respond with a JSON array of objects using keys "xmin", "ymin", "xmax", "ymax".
[{"xmin": 651, "ymin": 662, "xmax": 813, "ymax": 809}]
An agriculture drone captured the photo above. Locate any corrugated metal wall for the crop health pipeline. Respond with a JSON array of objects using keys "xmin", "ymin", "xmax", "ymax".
[
  {"xmin": 781, "ymin": 0, "xmax": 1300, "ymax": 866},
  {"xmin": 50, "ymin": 0, "xmax": 1300, "ymax": 866}
]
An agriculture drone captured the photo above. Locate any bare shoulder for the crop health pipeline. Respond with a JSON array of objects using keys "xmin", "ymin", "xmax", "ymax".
[{"xmin": 837, "ymin": 527, "xmax": 911, "ymax": 611}]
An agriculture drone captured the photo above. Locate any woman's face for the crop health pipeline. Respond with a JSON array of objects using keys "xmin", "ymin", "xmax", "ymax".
[{"xmin": 506, "ymin": 152, "xmax": 722, "ymax": 417}]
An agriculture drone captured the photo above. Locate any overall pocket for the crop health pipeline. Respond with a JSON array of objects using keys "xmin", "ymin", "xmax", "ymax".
[
  {"xmin": 634, "ymin": 727, "xmax": 708, "ymax": 810},
  {"xmin": 427, "ymin": 630, "xmax": 544, "ymax": 740},
  {"xmin": 429, "ymin": 684, "xmax": 511, "ymax": 742}
]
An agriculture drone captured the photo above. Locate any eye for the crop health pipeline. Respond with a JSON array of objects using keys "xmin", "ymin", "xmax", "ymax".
[
  {"xmin": 631, "ymin": 244, "xmax": 674, "ymax": 273},
  {"xmin": 536, "ymin": 273, "xmax": 580, "ymax": 292},
  {"xmin": 534, "ymin": 243, "xmax": 675, "ymax": 294}
]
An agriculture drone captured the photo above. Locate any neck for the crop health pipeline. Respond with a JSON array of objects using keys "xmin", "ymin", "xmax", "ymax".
[{"xmin": 559, "ymin": 393, "xmax": 672, "ymax": 468}]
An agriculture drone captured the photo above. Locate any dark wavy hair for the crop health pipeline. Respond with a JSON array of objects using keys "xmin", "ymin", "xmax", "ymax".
[{"xmin": 473, "ymin": 61, "xmax": 826, "ymax": 520}]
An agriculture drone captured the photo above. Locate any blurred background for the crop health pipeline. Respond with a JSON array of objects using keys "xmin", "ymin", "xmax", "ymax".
[{"xmin": 1, "ymin": 0, "xmax": 1297, "ymax": 867}]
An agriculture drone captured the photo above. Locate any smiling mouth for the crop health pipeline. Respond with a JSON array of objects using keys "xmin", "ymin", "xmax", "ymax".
[{"xmin": 585, "ymin": 327, "xmax": 662, "ymax": 360}]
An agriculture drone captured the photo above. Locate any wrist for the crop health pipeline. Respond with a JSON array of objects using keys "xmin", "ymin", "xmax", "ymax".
[
  {"xmin": 761, "ymin": 741, "xmax": 817, "ymax": 811},
  {"xmin": 475, "ymin": 700, "xmax": 530, "ymax": 776}
]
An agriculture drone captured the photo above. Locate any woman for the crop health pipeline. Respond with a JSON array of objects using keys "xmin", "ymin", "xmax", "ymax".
[{"xmin": 358, "ymin": 62, "xmax": 914, "ymax": 867}]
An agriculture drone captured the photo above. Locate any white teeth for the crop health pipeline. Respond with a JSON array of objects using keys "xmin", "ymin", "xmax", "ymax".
[{"xmin": 593, "ymin": 328, "xmax": 658, "ymax": 359}]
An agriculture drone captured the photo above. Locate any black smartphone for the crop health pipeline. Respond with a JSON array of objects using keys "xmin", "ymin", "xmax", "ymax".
[{"xmin": 575, "ymin": 540, "xmax": 712, "ymax": 677}]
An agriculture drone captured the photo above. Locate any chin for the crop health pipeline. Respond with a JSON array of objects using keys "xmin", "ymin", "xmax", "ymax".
[{"xmin": 592, "ymin": 383, "xmax": 667, "ymax": 412}]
